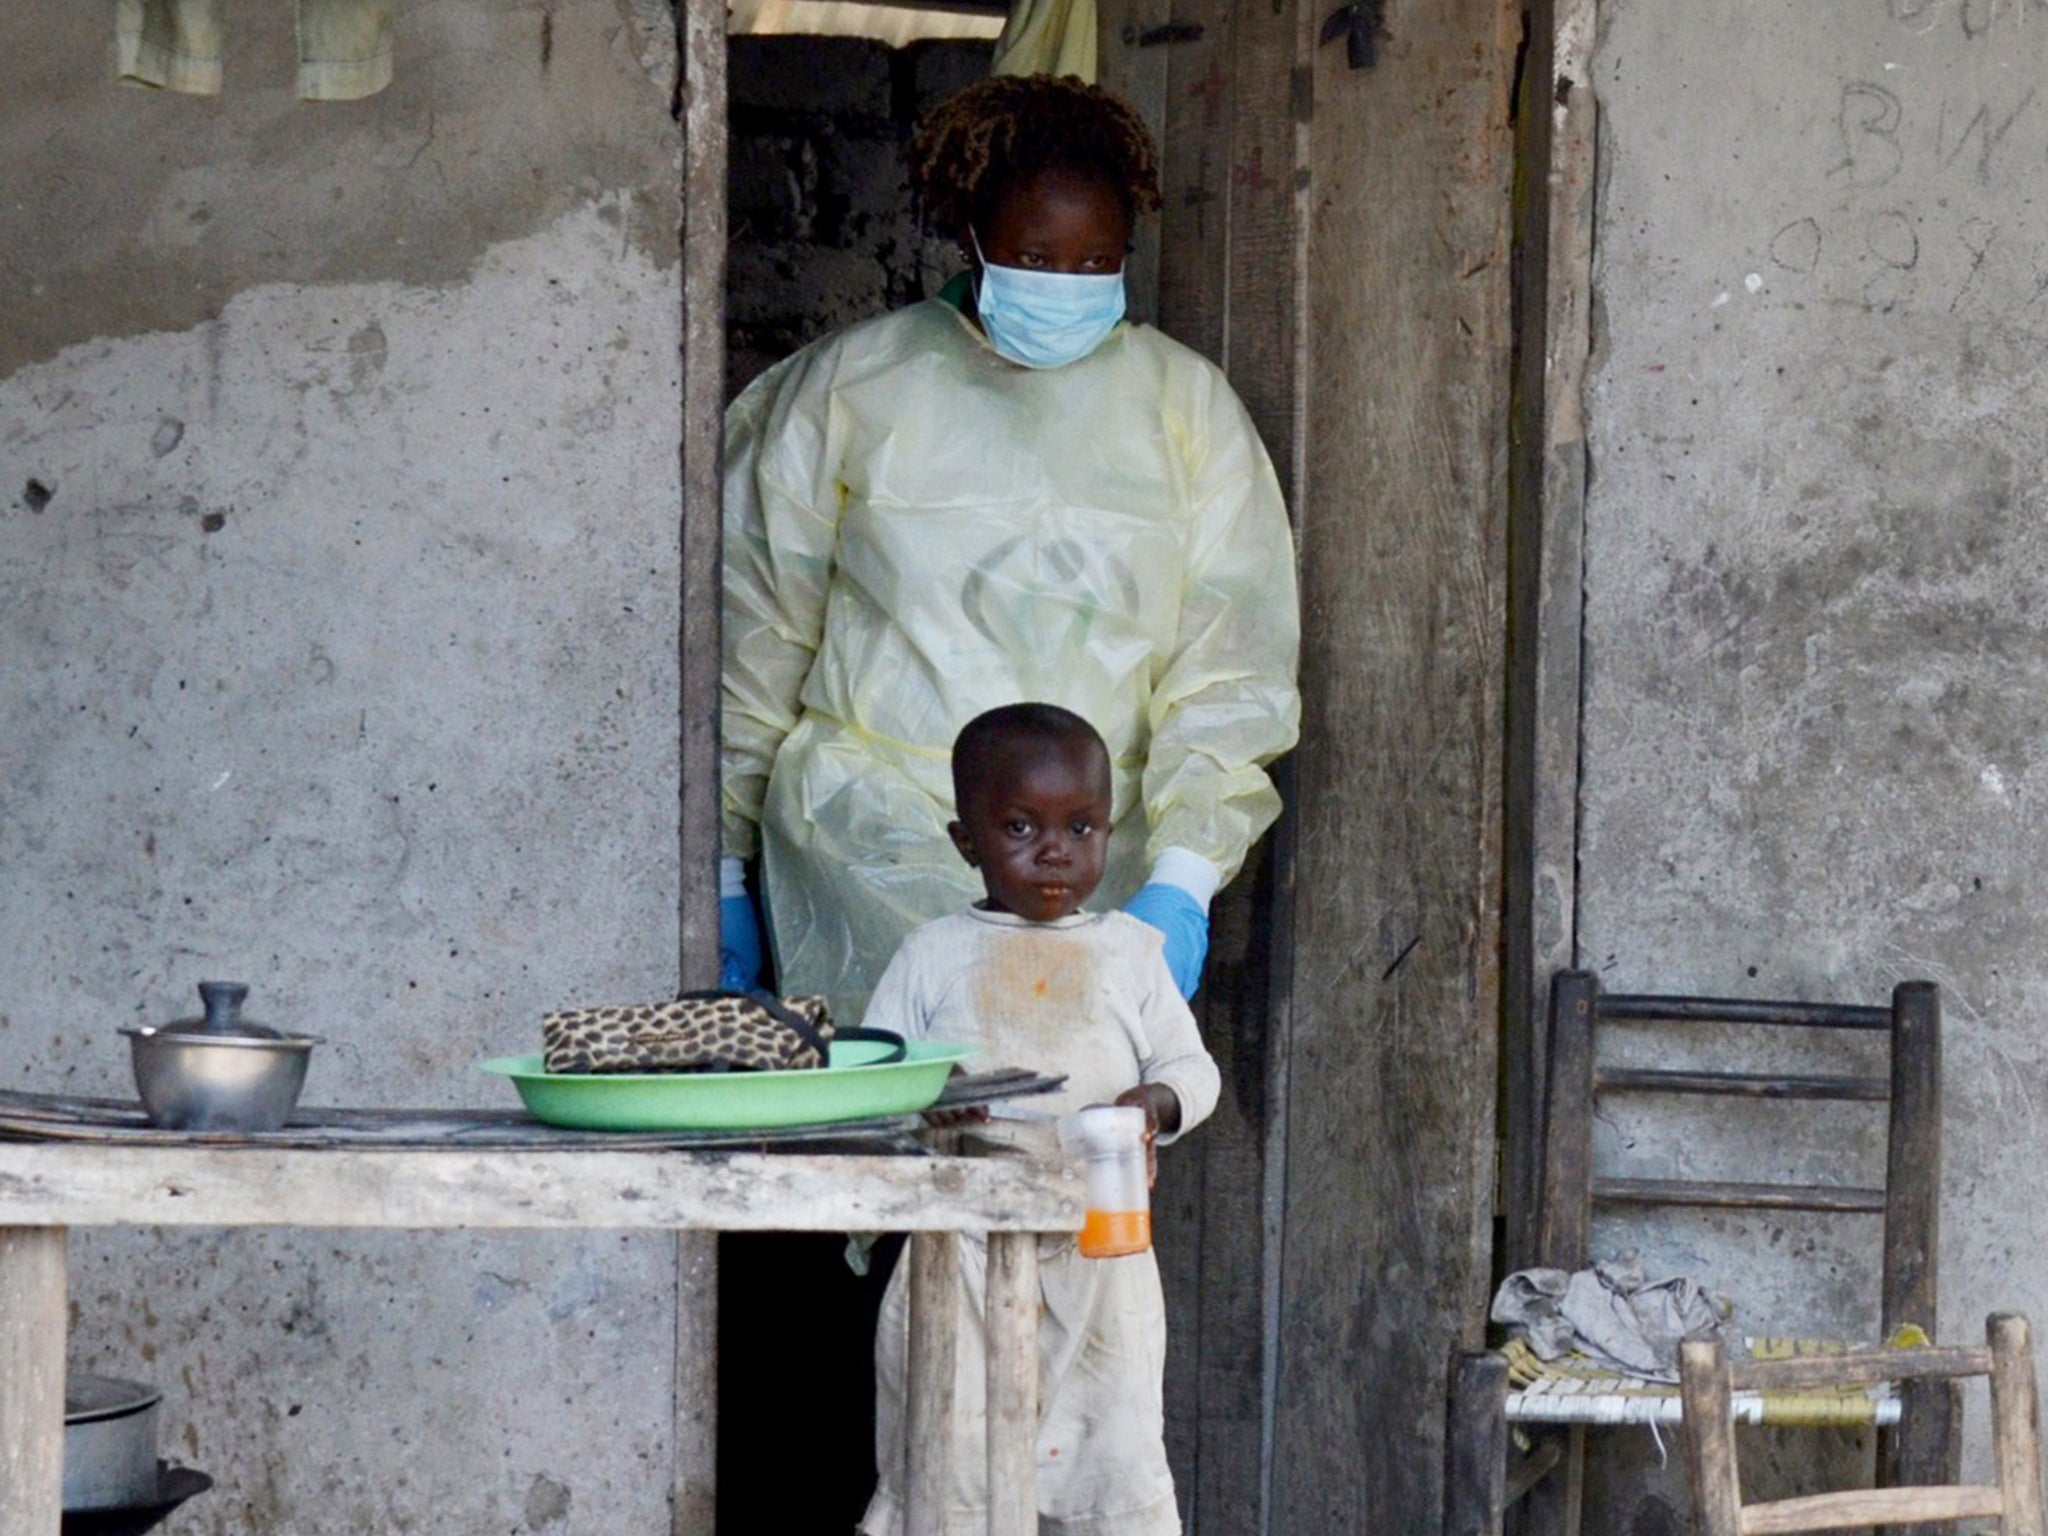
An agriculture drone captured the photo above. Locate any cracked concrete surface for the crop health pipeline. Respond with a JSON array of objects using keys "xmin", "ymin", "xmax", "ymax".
[
  {"xmin": 1577, "ymin": 1, "xmax": 2048, "ymax": 1526},
  {"xmin": 1, "ymin": 3, "xmax": 685, "ymax": 1529},
  {"xmin": 0, "ymin": 0, "xmax": 679, "ymax": 377}
]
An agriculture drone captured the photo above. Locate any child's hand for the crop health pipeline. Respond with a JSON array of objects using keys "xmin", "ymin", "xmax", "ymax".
[{"xmin": 1112, "ymin": 1084, "xmax": 1176, "ymax": 1188}]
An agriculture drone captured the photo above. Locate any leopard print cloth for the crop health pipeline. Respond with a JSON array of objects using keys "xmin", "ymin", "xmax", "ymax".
[{"xmin": 542, "ymin": 992, "xmax": 834, "ymax": 1075}]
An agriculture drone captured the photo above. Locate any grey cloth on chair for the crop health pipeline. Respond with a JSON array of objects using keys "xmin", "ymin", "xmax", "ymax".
[{"xmin": 1493, "ymin": 1252, "xmax": 1733, "ymax": 1382}]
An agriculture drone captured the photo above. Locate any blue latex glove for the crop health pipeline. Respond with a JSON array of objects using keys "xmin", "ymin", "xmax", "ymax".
[
  {"xmin": 1124, "ymin": 883, "xmax": 1209, "ymax": 1000},
  {"xmin": 720, "ymin": 893, "xmax": 765, "ymax": 992}
]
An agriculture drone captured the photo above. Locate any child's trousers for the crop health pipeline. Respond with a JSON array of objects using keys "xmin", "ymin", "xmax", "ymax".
[{"xmin": 861, "ymin": 1233, "xmax": 1182, "ymax": 1536}]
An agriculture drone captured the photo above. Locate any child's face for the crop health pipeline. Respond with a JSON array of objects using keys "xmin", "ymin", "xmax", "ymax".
[{"xmin": 949, "ymin": 738, "xmax": 1113, "ymax": 922}]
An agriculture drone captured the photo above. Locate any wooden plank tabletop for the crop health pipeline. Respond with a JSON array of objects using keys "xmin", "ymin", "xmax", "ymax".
[
  {"xmin": 0, "ymin": 1140, "xmax": 1085, "ymax": 1232},
  {"xmin": 0, "ymin": 1068, "xmax": 1083, "ymax": 1231}
]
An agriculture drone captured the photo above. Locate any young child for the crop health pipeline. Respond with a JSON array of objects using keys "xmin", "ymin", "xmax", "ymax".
[{"xmin": 857, "ymin": 702, "xmax": 1221, "ymax": 1536}]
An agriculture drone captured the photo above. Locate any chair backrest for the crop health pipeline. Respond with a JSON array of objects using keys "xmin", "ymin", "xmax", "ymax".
[
  {"xmin": 1533, "ymin": 970, "xmax": 1942, "ymax": 1347},
  {"xmin": 1678, "ymin": 1313, "xmax": 2046, "ymax": 1536}
]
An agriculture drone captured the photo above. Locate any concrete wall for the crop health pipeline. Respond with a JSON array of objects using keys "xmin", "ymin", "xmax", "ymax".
[
  {"xmin": 1576, "ymin": 2, "xmax": 2048, "ymax": 1527},
  {"xmin": 0, "ymin": 2, "xmax": 685, "ymax": 1530}
]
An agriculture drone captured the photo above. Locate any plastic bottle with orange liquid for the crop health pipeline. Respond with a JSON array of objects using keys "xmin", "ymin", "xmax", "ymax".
[{"xmin": 1058, "ymin": 1105, "xmax": 1152, "ymax": 1258}]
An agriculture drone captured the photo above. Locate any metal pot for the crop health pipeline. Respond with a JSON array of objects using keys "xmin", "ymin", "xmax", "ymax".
[
  {"xmin": 64, "ymin": 1374, "xmax": 162, "ymax": 1512},
  {"xmin": 121, "ymin": 980, "xmax": 321, "ymax": 1132}
]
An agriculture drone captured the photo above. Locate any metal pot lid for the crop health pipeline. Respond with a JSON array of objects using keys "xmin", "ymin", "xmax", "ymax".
[
  {"xmin": 67, "ymin": 1376, "xmax": 161, "ymax": 1425},
  {"xmin": 150, "ymin": 980, "xmax": 306, "ymax": 1042},
  {"xmin": 123, "ymin": 1026, "xmax": 319, "ymax": 1051},
  {"xmin": 65, "ymin": 1374, "xmax": 162, "ymax": 1424}
]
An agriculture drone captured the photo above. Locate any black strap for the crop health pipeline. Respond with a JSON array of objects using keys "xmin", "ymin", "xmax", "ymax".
[
  {"xmin": 744, "ymin": 989, "xmax": 834, "ymax": 1061},
  {"xmin": 829, "ymin": 1026, "xmax": 908, "ymax": 1064},
  {"xmin": 671, "ymin": 991, "xmax": 905, "ymax": 1066}
]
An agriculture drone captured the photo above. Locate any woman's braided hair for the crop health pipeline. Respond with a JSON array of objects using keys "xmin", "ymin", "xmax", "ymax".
[{"xmin": 909, "ymin": 75, "xmax": 1163, "ymax": 240}]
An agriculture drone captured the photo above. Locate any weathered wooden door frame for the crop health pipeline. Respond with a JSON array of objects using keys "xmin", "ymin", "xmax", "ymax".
[
  {"xmin": 1500, "ymin": 0, "xmax": 1597, "ymax": 1283},
  {"xmin": 676, "ymin": 0, "xmax": 727, "ymax": 1524},
  {"xmin": 1096, "ymin": 4, "xmax": 1311, "ymax": 1527},
  {"xmin": 1109, "ymin": 0, "xmax": 1524, "ymax": 1530},
  {"xmin": 669, "ymin": 0, "xmax": 1554, "ymax": 1527},
  {"xmin": 1494, "ymin": 5, "xmax": 1598, "ymax": 1524}
]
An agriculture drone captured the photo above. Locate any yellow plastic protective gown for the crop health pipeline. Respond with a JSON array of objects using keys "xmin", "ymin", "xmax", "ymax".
[{"xmin": 722, "ymin": 298, "xmax": 1300, "ymax": 1021}]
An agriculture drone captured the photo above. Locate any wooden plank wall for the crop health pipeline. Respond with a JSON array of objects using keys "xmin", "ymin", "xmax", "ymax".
[
  {"xmin": 1501, "ymin": 0, "xmax": 1598, "ymax": 1275},
  {"xmin": 1105, "ymin": 0, "xmax": 1518, "ymax": 1528},
  {"xmin": 1270, "ymin": 0, "xmax": 1517, "ymax": 1527},
  {"xmin": 1100, "ymin": 0, "xmax": 1306, "ymax": 1525}
]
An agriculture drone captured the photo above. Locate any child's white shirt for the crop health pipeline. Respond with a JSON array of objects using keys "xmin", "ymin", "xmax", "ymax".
[
  {"xmin": 860, "ymin": 906, "xmax": 1220, "ymax": 1137},
  {"xmin": 857, "ymin": 905, "xmax": 1220, "ymax": 1536}
]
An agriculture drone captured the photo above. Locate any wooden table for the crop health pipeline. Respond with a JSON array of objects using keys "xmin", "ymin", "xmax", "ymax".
[{"xmin": 0, "ymin": 1138, "xmax": 1083, "ymax": 1535}]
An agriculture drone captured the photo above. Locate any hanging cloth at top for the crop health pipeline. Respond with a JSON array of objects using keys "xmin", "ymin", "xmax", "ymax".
[
  {"xmin": 988, "ymin": 0, "xmax": 1097, "ymax": 81},
  {"xmin": 116, "ymin": 0, "xmax": 395, "ymax": 100}
]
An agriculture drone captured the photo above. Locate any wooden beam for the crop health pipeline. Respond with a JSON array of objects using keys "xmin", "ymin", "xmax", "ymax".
[
  {"xmin": 905, "ymin": 1232, "xmax": 959, "ymax": 1536},
  {"xmin": 1442, "ymin": 1350, "xmax": 1510, "ymax": 1536},
  {"xmin": 1595, "ymin": 1069, "xmax": 1889, "ymax": 1100},
  {"xmin": 1989, "ymin": 1313, "xmax": 2047, "ymax": 1536},
  {"xmin": 1093, "ymin": 0, "xmax": 1166, "ymax": 322},
  {"xmin": 1882, "ymin": 982, "xmax": 1942, "ymax": 1337},
  {"xmin": 1216, "ymin": 0, "xmax": 1308, "ymax": 475},
  {"xmin": 1521, "ymin": 968, "xmax": 1595, "ymax": 1536},
  {"xmin": 1127, "ymin": 0, "xmax": 1312, "ymax": 1520},
  {"xmin": 0, "ymin": 1144, "xmax": 1083, "ymax": 1232},
  {"xmin": 1502, "ymin": 0, "xmax": 1601, "ymax": 1276},
  {"xmin": 1153, "ymin": 0, "xmax": 1232, "ymax": 365},
  {"xmin": 672, "ymin": 1225, "xmax": 717, "ymax": 1536},
  {"xmin": 1881, "ymin": 984, "xmax": 1949, "ymax": 1514},
  {"xmin": 1538, "ymin": 970, "xmax": 1597, "ymax": 1268},
  {"xmin": 1739, "ymin": 1486, "xmax": 2004, "ymax": 1535},
  {"xmin": 1503, "ymin": 1438, "xmax": 1563, "ymax": 1507},
  {"xmin": 679, "ymin": 0, "xmax": 725, "ymax": 1009},
  {"xmin": 1679, "ymin": 1336, "xmax": 1745, "ymax": 1536},
  {"xmin": 1728, "ymin": 1348, "xmax": 1991, "ymax": 1393},
  {"xmin": 985, "ymin": 1232, "xmax": 1040, "ymax": 1536},
  {"xmin": 1271, "ymin": 0, "xmax": 1518, "ymax": 1530},
  {"xmin": 0, "ymin": 1228, "xmax": 65, "ymax": 1536},
  {"xmin": 677, "ymin": 0, "xmax": 727, "ymax": 1521},
  {"xmin": 1593, "ymin": 1177, "xmax": 1887, "ymax": 1214},
  {"xmin": 1600, "ymin": 996, "xmax": 1890, "ymax": 1030}
]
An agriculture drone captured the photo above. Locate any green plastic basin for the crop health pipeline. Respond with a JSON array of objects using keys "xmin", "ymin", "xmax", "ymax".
[{"xmin": 478, "ymin": 1038, "xmax": 979, "ymax": 1131}]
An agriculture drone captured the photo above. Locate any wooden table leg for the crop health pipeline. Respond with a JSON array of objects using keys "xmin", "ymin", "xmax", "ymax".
[
  {"xmin": 984, "ymin": 1231, "xmax": 1037, "ymax": 1536},
  {"xmin": 906, "ymin": 1232, "xmax": 958, "ymax": 1536},
  {"xmin": 1443, "ymin": 1349, "xmax": 1508, "ymax": 1536},
  {"xmin": 672, "ymin": 1231, "xmax": 716, "ymax": 1536},
  {"xmin": 0, "ymin": 1226, "xmax": 67, "ymax": 1536}
]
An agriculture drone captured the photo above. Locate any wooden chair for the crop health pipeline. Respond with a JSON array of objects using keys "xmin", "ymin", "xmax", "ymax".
[
  {"xmin": 1444, "ymin": 970, "xmax": 1950, "ymax": 1536},
  {"xmin": 1679, "ymin": 1313, "xmax": 2045, "ymax": 1536}
]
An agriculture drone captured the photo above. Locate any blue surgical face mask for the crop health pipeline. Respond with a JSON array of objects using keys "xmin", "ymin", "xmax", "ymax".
[{"xmin": 971, "ymin": 231, "xmax": 1126, "ymax": 370}]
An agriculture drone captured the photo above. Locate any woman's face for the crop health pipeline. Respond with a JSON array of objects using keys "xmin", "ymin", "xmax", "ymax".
[{"xmin": 974, "ymin": 167, "xmax": 1131, "ymax": 275}]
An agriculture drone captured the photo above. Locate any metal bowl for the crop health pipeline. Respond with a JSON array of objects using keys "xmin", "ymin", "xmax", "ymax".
[
  {"xmin": 65, "ymin": 1374, "xmax": 161, "ymax": 1512},
  {"xmin": 121, "ymin": 1027, "xmax": 318, "ymax": 1131},
  {"xmin": 120, "ymin": 981, "xmax": 320, "ymax": 1132}
]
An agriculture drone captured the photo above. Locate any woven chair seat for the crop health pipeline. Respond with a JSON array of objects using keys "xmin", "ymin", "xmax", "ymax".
[{"xmin": 1501, "ymin": 1334, "xmax": 1914, "ymax": 1428}]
